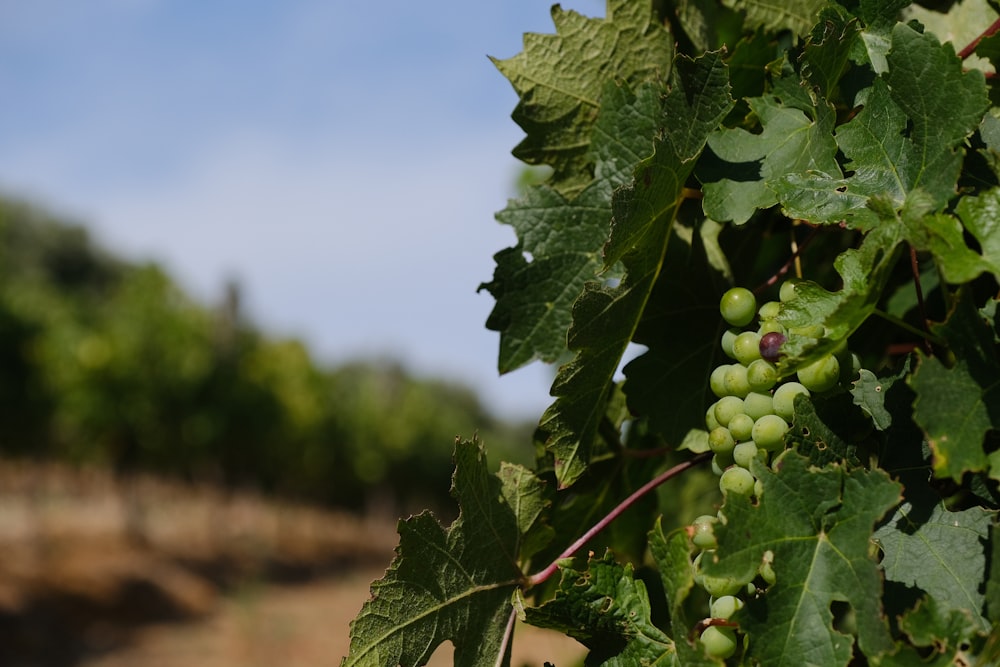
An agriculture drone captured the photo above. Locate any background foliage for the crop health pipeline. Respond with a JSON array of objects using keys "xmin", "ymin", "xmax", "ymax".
[{"xmin": 0, "ymin": 196, "xmax": 532, "ymax": 513}]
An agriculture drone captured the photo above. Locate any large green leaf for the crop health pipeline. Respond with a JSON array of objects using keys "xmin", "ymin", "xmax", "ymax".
[
  {"xmin": 702, "ymin": 452, "xmax": 902, "ymax": 666},
  {"xmin": 492, "ymin": 0, "xmax": 672, "ymax": 197},
  {"xmin": 774, "ymin": 22, "xmax": 988, "ymax": 227},
  {"xmin": 539, "ymin": 51, "xmax": 734, "ymax": 488},
  {"xmin": 874, "ymin": 496, "xmax": 993, "ymax": 631},
  {"xmin": 910, "ymin": 291, "xmax": 1000, "ymax": 482},
  {"xmin": 482, "ymin": 82, "xmax": 663, "ymax": 372},
  {"xmin": 722, "ymin": 0, "xmax": 828, "ymax": 36},
  {"xmin": 522, "ymin": 551, "xmax": 677, "ymax": 666},
  {"xmin": 343, "ymin": 439, "xmax": 529, "ymax": 667},
  {"xmin": 702, "ymin": 91, "xmax": 840, "ymax": 224}
]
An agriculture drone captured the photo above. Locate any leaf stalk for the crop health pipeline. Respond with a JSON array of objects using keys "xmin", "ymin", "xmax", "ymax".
[{"xmin": 526, "ymin": 451, "xmax": 711, "ymax": 587}]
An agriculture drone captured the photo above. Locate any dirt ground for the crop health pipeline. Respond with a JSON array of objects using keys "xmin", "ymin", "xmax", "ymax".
[{"xmin": 0, "ymin": 461, "xmax": 586, "ymax": 667}]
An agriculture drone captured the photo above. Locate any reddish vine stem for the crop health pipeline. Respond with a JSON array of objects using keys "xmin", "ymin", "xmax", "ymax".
[
  {"xmin": 756, "ymin": 225, "xmax": 820, "ymax": 295},
  {"xmin": 526, "ymin": 451, "xmax": 712, "ymax": 588},
  {"xmin": 958, "ymin": 17, "xmax": 1000, "ymax": 60},
  {"xmin": 909, "ymin": 244, "xmax": 933, "ymax": 356}
]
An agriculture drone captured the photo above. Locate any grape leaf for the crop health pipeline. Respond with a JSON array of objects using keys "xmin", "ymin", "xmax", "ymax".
[
  {"xmin": 775, "ymin": 221, "xmax": 905, "ymax": 369},
  {"xmin": 498, "ymin": 461, "xmax": 554, "ymax": 563},
  {"xmin": 492, "ymin": 0, "xmax": 672, "ymax": 197},
  {"xmin": 910, "ymin": 289, "xmax": 1000, "ymax": 482},
  {"xmin": 873, "ymin": 496, "xmax": 993, "ymax": 631},
  {"xmin": 539, "ymin": 51, "xmax": 734, "ymax": 488},
  {"xmin": 702, "ymin": 91, "xmax": 840, "ymax": 224},
  {"xmin": 342, "ymin": 439, "xmax": 526, "ymax": 667},
  {"xmin": 874, "ymin": 596, "xmax": 988, "ymax": 666},
  {"xmin": 722, "ymin": 0, "xmax": 828, "ymax": 37},
  {"xmin": 522, "ymin": 550, "xmax": 677, "ymax": 666},
  {"xmin": 702, "ymin": 452, "xmax": 902, "ymax": 666},
  {"xmin": 621, "ymin": 221, "xmax": 729, "ymax": 445},
  {"xmin": 924, "ymin": 188, "xmax": 1000, "ymax": 284},
  {"xmin": 773, "ymin": 23, "xmax": 988, "ymax": 227},
  {"xmin": 482, "ymin": 81, "xmax": 663, "ymax": 373}
]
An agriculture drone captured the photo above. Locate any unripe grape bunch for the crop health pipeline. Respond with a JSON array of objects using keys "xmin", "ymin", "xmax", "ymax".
[{"xmin": 692, "ymin": 282, "xmax": 859, "ymax": 659}]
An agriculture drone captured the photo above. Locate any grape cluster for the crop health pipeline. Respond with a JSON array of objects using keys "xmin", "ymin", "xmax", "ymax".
[{"xmin": 691, "ymin": 282, "xmax": 852, "ymax": 659}]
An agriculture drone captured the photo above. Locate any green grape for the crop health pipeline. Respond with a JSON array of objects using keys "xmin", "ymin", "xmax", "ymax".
[
  {"xmin": 754, "ymin": 478, "xmax": 764, "ymax": 498},
  {"xmin": 700, "ymin": 625, "xmax": 738, "ymax": 659},
  {"xmin": 721, "ymin": 328, "xmax": 740, "ymax": 359},
  {"xmin": 728, "ymin": 413, "xmax": 754, "ymax": 441},
  {"xmin": 746, "ymin": 359, "xmax": 777, "ymax": 392},
  {"xmin": 710, "ymin": 364, "xmax": 730, "ymax": 398},
  {"xmin": 711, "ymin": 454, "xmax": 730, "ymax": 475},
  {"xmin": 772, "ymin": 381, "xmax": 809, "ymax": 422},
  {"xmin": 732, "ymin": 331, "xmax": 762, "ymax": 365},
  {"xmin": 696, "ymin": 569, "xmax": 745, "ymax": 597},
  {"xmin": 779, "ymin": 280, "xmax": 798, "ymax": 302},
  {"xmin": 720, "ymin": 287, "xmax": 756, "ymax": 327},
  {"xmin": 720, "ymin": 466, "xmax": 755, "ymax": 496},
  {"xmin": 706, "ymin": 404, "xmax": 721, "ymax": 431},
  {"xmin": 743, "ymin": 391, "xmax": 774, "ymax": 420},
  {"xmin": 708, "ymin": 426, "xmax": 736, "ymax": 456},
  {"xmin": 752, "ymin": 414, "xmax": 789, "ymax": 452},
  {"xmin": 758, "ymin": 300, "xmax": 781, "ymax": 320},
  {"xmin": 714, "ymin": 396, "xmax": 745, "ymax": 427},
  {"xmin": 797, "ymin": 354, "xmax": 840, "ymax": 392},
  {"xmin": 758, "ymin": 319, "xmax": 786, "ymax": 335},
  {"xmin": 733, "ymin": 441, "xmax": 760, "ymax": 469},
  {"xmin": 710, "ymin": 595, "xmax": 745, "ymax": 620},
  {"xmin": 691, "ymin": 515, "xmax": 718, "ymax": 550},
  {"xmin": 723, "ymin": 364, "xmax": 751, "ymax": 398}
]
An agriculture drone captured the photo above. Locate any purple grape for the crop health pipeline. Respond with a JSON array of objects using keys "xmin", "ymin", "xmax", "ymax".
[{"xmin": 759, "ymin": 332, "xmax": 786, "ymax": 362}]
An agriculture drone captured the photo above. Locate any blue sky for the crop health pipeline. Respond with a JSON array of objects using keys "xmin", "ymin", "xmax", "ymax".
[{"xmin": 0, "ymin": 0, "xmax": 605, "ymax": 419}]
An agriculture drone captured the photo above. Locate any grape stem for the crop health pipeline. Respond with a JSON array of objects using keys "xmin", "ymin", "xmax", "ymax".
[
  {"xmin": 526, "ymin": 452, "xmax": 711, "ymax": 588},
  {"xmin": 958, "ymin": 17, "xmax": 1000, "ymax": 60},
  {"xmin": 873, "ymin": 308, "xmax": 946, "ymax": 347},
  {"xmin": 758, "ymin": 225, "xmax": 819, "ymax": 294},
  {"xmin": 908, "ymin": 245, "xmax": 934, "ymax": 355}
]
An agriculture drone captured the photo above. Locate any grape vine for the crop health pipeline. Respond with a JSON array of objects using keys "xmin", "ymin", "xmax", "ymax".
[{"xmin": 344, "ymin": 1, "xmax": 1000, "ymax": 665}]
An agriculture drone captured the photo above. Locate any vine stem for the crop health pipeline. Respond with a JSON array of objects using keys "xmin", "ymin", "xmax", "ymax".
[
  {"xmin": 526, "ymin": 451, "xmax": 711, "ymax": 588},
  {"xmin": 873, "ymin": 308, "xmax": 946, "ymax": 347},
  {"xmin": 958, "ymin": 17, "xmax": 1000, "ymax": 60}
]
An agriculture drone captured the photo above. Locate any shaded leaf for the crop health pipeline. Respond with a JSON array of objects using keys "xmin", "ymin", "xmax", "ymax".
[
  {"xmin": 343, "ymin": 439, "xmax": 524, "ymax": 667},
  {"xmin": 873, "ymin": 496, "xmax": 993, "ymax": 631},
  {"xmin": 492, "ymin": 0, "xmax": 672, "ymax": 196},
  {"xmin": 910, "ymin": 290, "xmax": 1000, "ymax": 482},
  {"xmin": 539, "ymin": 52, "xmax": 733, "ymax": 487},
  {"xmin": 522, "ymin": 551, "xmax": 677, "ymax": 666},
  {"xmin": 703, "ymin": 452, "xmax": 901, "ymax": 666}
]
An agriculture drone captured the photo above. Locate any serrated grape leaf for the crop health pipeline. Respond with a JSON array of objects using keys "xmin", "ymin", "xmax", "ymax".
[
  {"xmin": 702, "ymin": 91, "xmax": 840, "ymax": 224},
  {"xmin": 702, "ymin": 452, "xmax": 901, "ymax": 666},
  {"xmin": 498, "ymin": 461, "xmax": 555, "ymax": 563},
  {"xmin": 924, "ymin": 188, "xmax": 1000, "ymax": 283},
  {"xmin": 851, "ymin": 358, "xmax": 911, "ymax": 431},
  {"xmin": 722, "ymin": 0, "xmax": 827, "ymax": 36},
  {"xmin": 649, "ymin": 518, "xmax": 725, "ymax": 666},
  {"xmin": 773, "ymin": 23, "xmax": 988, "ymax": 227},
  {"xmin": 873, "ymin": 496, "xmax": 993, "ymax": 631},
  {"xmin": 910, "ymin": 289, "xmax": 1000, "ymax": 482},
  {"xmin": 342, "ymin": 439, "xmax": 525, "ymax": 667},
  {"xmin": 522, "ymin": 550, "xmax": 677, "ymax": 666},
  {"xmin": 482, "ymin": 81, "xmax": 664, "ymax": 373},
  {"xmin": 800, "ymin": 7, "xmax": 861, "ymax": 99},
  {"xmin": 538, "ymin": 51, "xmax": 733, "ymax": 488},
  {"xmin": 492, "ymin": 0, "xmax": 672, "ymax": 197},
  {"xmin": 621, "ymin": 222, "xmax": 728, "ymax": 445},
  {"xmin": 784, "ymin": 391, "xmax": 866, "ymax": 466},
  {"xmin": 775, "ymin": 221, "xmax": 904, "ymax": 370},
  {"xmin": 874, "ymin": 596, "xmax": 988, "ymax": 666}
]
